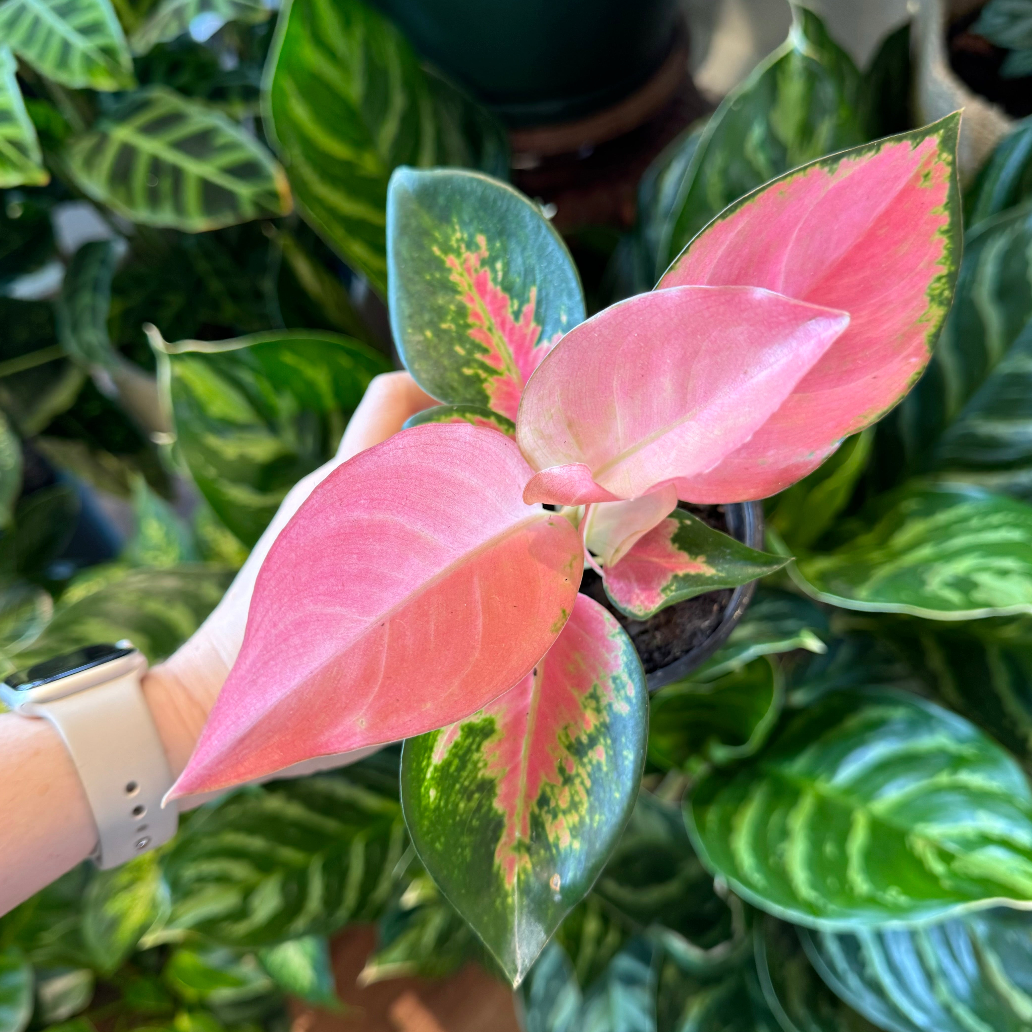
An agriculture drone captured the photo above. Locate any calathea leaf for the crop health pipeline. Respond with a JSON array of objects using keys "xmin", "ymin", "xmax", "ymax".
[
  {"xmin": 403, "ymin": 403, "xmax": 515, "ymax": 438},
  {"xmin": 694, "ymin": 587, "xmax": 828, "ymax": 680},
  {"xmin": 129, "ymin": 0, "xmax": 270, "ymax": 56},
  {"xmin": 648, "ymin": 658, "xmax": 783, "ymax": 773},
  {"xmin": 0, "ymin": 46, "xmax": 47, "ymax": 188},
  {"xmin": 0, "ymin": 946, "xmax": 32, "ymax": 1032},
  {"xmin": 789, "ymin": 483, "xmax": 1032, "ymax": 618},
  {"xmin": 0, "ymin": 298, "xmax": 84, "ymax": 436},
  {"xmin": 520, "ymin": 939, "xmax": 657, "ymax": 1032},
  {"xmin": 124, "ymin": 477, "xmax": 198, "ymax": 569},
  {"xmin": 400, "ymin": 592, "xmax": 647, "ymax": 987},
  {"xmin": 879, "ymin": 201, "xmax": 1032, "ymax": 495},
  {"xmin": 0, "ymin": 583, "xmax": 52, "ymax": 661},
  {"xmin": 15, "ymin": 565, "xmax": 232, "ymax": 666},
  {"xmin": 754, "ymin": 917, "xmax": 878, "ymax": 1032},
  {"xmin": 659, "ymin": 115, "xmax": 961, "ymax": 503},
  {"xmin": 66, "ymin": 87, "xmax": 291, "ymax": 232},
  {"xmin": 162, "ymin": 771, "xmax": 407, "ymax": 946},
  {"xmin": 82, "ymin": 853, "xmax": 166, "ymax": 975},
  {"xmin": 801, "ymin": 907, "xmax": 1032, "ymax": 1032},
  {"xmin": 152, "ymin": 328, "xmax": 388, "ymax": 547},
  {"xmin": 0, "ymin": 0, "xmax": 134, "ymax": 90},
  {"xmin": 766, "ymin": 430, "xmax": 873, "ymax": 552},
  {"xmin": 263, "ymin": 0, "xmax": 504, "ymax": 294},
  {"xmin": 868, "ymin": 614, "xmax": 1032, "ymax": 767},
  {"xmin": 655, "ymin": 6, "xmax": 865, "ymax": 274},
  {"xmin": 358, "ymin": 875, "xmax": 475, "ymax": 986},
  {"xmin": 0, "ymin": 412, "xmax": 21, "ymax": 528},
  {"xmin": 518, "ymin": 287, "xmax": 850, "ymax": 507},
  {"xmin": 594, "ymin": 792, "xmax": 749, "ymax": 976},
  {"xmin": 162, "ymin": 946, "xmax": 278, "ymax": 1022},
  {"xmin": 256, "ymin": 937, "xmax": 339, "ymax": 1009},
  {"xmin": 687, "ymin": 687, "xmax": 1032, "ymax": 928},
  {"xmin": 56, "ymin": 240, "xmax": 122, "ymax": 370},
  {"xmin": 654, "ymin": 961, "xmax": 778, "ymax": 1032},
  {"xmin": 34, "ymin": 968, "xmax": 94, "ymax": 1024},
  {"xmin": 170, "ymin": 424, "xmax": 583, "ymax": 798},
  {"xmin": 0, "ymin": 483, "xmax": 79, "ymax": 580},
  {"xmin": 387, "ymin": 168, "xmax": 584, "ymax": 422},
  {"xmin": 965, "ymin": 116, "xmax": 1032, "ymax": 226},
  {"xmin": 601, "ymin": 509, "xmax": 787, "ymax": 621}
]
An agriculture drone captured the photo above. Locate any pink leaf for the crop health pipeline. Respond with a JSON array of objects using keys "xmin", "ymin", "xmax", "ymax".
[
  {"xmin": 523, "ymin": 464, "xmax": 622, "ymax": 506},
  {"xmin": 659, "ymin": 117, "xmax": 961, "ymax": 501},
  {"xmin": 582, "ymin": 486, "xmax": 679, "ymax": 568},
  {"xmin": 170, "ymin": 424, "xmax": 584, "ymax": 799},
  {"xmin": 516, "ymin": 286, "xmax": 849, "ymax": 504}
]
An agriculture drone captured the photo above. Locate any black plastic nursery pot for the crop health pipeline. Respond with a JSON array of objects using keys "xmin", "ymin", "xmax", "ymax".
[
  {"xmin": 580, "ymin": 501, "xmax": 764, "ymax": 692},
  {"xmin": 369, "ymin": 0, "xmax": 683, "ymax": 126}
]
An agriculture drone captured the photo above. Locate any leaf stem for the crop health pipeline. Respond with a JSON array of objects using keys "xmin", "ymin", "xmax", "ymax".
[{"xmin": 0, "ymin": 345, "xmax": 66, "ymax": 379}]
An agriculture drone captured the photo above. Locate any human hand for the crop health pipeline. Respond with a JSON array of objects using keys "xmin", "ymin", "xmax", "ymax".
[{"xmin": 143, "ymin": 371, "xmax": 436, "ymax": 788}]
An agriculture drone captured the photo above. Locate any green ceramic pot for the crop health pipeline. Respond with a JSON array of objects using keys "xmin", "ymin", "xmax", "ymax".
[{"xmin": 370, "ymin": 0, "xmax": 682, "ymax": 126}]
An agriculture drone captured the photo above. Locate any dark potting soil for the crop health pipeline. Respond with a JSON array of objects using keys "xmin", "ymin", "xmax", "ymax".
[
  {"xmin": 949, "ymin": 9, "xmax": 1032, "ymax": 119},
  {"xmin": 579, "ymin": 503, "xmax": 734, "ymax": 675}
]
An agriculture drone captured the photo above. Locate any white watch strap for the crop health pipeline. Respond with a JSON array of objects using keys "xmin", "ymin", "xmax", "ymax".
[{"xmin": 30, "ymin": 663, "xmax": 179, "ymax": 869}]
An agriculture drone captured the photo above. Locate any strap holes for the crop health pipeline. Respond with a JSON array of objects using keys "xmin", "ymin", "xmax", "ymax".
[
  {"xmin": 125, "ymin": 781, "xmax": 139, "ymax": 795},
  {"xmin": 132, "ymin": 804, "xmax": 146, "ymax": 818}
]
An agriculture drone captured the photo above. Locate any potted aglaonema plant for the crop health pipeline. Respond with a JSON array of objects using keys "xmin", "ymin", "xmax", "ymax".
[{"xmin": 167, "ymin": 112, "xmax": 961, "ymax": 990}]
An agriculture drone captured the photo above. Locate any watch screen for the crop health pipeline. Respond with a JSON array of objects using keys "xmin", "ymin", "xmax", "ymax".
[{"xmin": 5, "ymin": 643, "xmax": 134, "ymax": 691}]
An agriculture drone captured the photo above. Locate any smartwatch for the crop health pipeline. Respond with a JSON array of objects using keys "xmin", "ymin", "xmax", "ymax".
[{"xmin": 0, "ymin": 641, "xmax": 179, "ymax": 868}]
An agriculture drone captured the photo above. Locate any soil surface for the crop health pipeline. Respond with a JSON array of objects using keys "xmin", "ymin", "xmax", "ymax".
[{"xmin": 579, "ymin": 503, "xmax": 735, "ymax": 674}]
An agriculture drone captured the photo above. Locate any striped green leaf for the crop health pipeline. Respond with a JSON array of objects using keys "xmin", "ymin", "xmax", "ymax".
[
  {"xmin": 0, "ymin": 0, "xmax": 133, "ymax": 90},
  {"xmin": 387, "ymin": 168, "xmax": 584, "ymax": 421},
  {"xmin": 965, "ymin": 116, "xmax": 1032, "ymax": 226},
  {"xmin": 402, "ymin": 403, "xmax": 515, "ymax": 438},
  {"xmin": 687, "ymin": 688, "xmax": 1032, "ymax": 928},
  {"xmin": 869, "ymin": 614, "xmax": 1032, "ymax": 767},
  {"xmin": 0, "ymin": 298, "xmax": 84, "ymax": 437},
  {"xmin": 82, "ymin": 853, "xmax": 165, "ymax": 975},
  {"xmin": 655, "ymin": 6, "xmax": 864, "ymax": 275},
  {"xmin": 152, "ymin": 329, "xmax": 388, "ymax": 547},
  {"xmin": 520, "ymin": 939, "xmax": 656, "ymax": 1032},
  {"xmin": 0, "ymin": 946, "xmax": 31, "ymax": 1032},
  {"xmin": 129, "ymin": 0, "xmax": 270, "ymax": 55},
  {"xmin": 56, "ymin": 240, "xmax": 121, "ymax": 370},
  {"xmin": 162, "ymin": 946, "xmax": 277, "ymax": 1012},
  {"xmin": 801, "ymin": 907, "xmax": 1032, "ymax": 1032},
  {"xmin": 593, "ymin": 792, "xmax": 749, "ymax": 977},
  {"xmin": 262, "ymin": 0, "xmax": 507, "ymax": 294},
  {"xmin": 66, "ymin": 87, "xmax": 291, "ymax": 232},
  {"xmin": 648, "ymin": 658, "xmax": 783, "ymax": 774},
  {"xmin": 359, "ymin": 875, "xmax": 475, "ymax": 985},
  {"xmin": 0, "ymin": 584, "xmax": 51, "ymax": 661},
  {"xmin": 0, "ymin": 46, "xmax": 46, "ymax": 187},
  {"xmin": 754, "ymin": 917, "xmax": 878, "ymax": 1032},
  {"xmin": 695, "ymin": 588, "xmax": 828, "ymax": 681},
  {"xmin": 400, "ymin": 595, "xmax": 648, "ymax": 987},
  {"xmin": 880, "ymin": 202, "xmax": 1032, "ymax": 497},
  {"xmin": 14, "ymin": 565, "xmax": 232, "ymax": 666},
  {"xmin": 0, "ymin": 412, "xmax": 21, "ymax": 529},
  {"xmin": 256, "ymin": 937, "xmax": 339, "ymax": 1009},
  {"xmin": 654, "ymin": 962, "xmax": 778, "ymax": 1032},
  {"xmin": 162, "ymin": 772, "xmax": 407, "ymax": 947},
  {"xmin": 790, "ymin": 483, "xmax": 1032, "ymax": 618},
  {"xmin": 124, "ymin": 478, "xmax": 198, "ymax": 569}
]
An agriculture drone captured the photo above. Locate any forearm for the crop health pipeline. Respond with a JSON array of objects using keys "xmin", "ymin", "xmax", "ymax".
[{"xmin": 0, "ymin": 666, "xmax": 198, "ymax": 916}]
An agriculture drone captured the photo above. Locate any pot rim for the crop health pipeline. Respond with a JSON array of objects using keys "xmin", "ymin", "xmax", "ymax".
[{"xmin": 644, "ymin": 500, "xmax": 763, "ymax": 692}]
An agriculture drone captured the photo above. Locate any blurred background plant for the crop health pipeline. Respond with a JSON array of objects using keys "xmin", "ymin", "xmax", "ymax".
[{"xmin": 4, "ymin": 0, "xmax": 1032, "ymax": 1030}]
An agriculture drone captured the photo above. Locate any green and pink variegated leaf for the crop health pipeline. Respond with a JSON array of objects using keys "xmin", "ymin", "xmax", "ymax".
[
  {"xmin": 400, "ymin": 593, "xmax": 647, "ymax": 987},
  {"xmin": 403, "ymin": 402, "xmax": 515, "ymax": 438},
  {"xmin": 388, "ymin": 168, "xmax": 584, "ymax": 422},
  {"xmin": 659, "ymin": 115, "xmax": 962, "ymax": 502},
  {"xmin": 603, "ymin": 510, "xmax": 789, "ymax": 621},
  {"xmin": 170, "ymin": 423, "xmax": 583, "ymax": 799},
  {"xmin": 518, "ymin": 286, "xmax": 849, "ymax": 506}
]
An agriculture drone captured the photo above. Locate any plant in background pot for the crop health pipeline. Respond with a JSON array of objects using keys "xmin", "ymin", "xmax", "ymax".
[{"xmin": 167, "ymin": 112, "xmax": 961, "ymax": 986}]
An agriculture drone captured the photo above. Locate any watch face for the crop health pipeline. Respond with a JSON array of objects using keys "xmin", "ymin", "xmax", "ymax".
[{"xmin": 5, "ymin": 643, "xmax": 134, "ymax": 691}]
